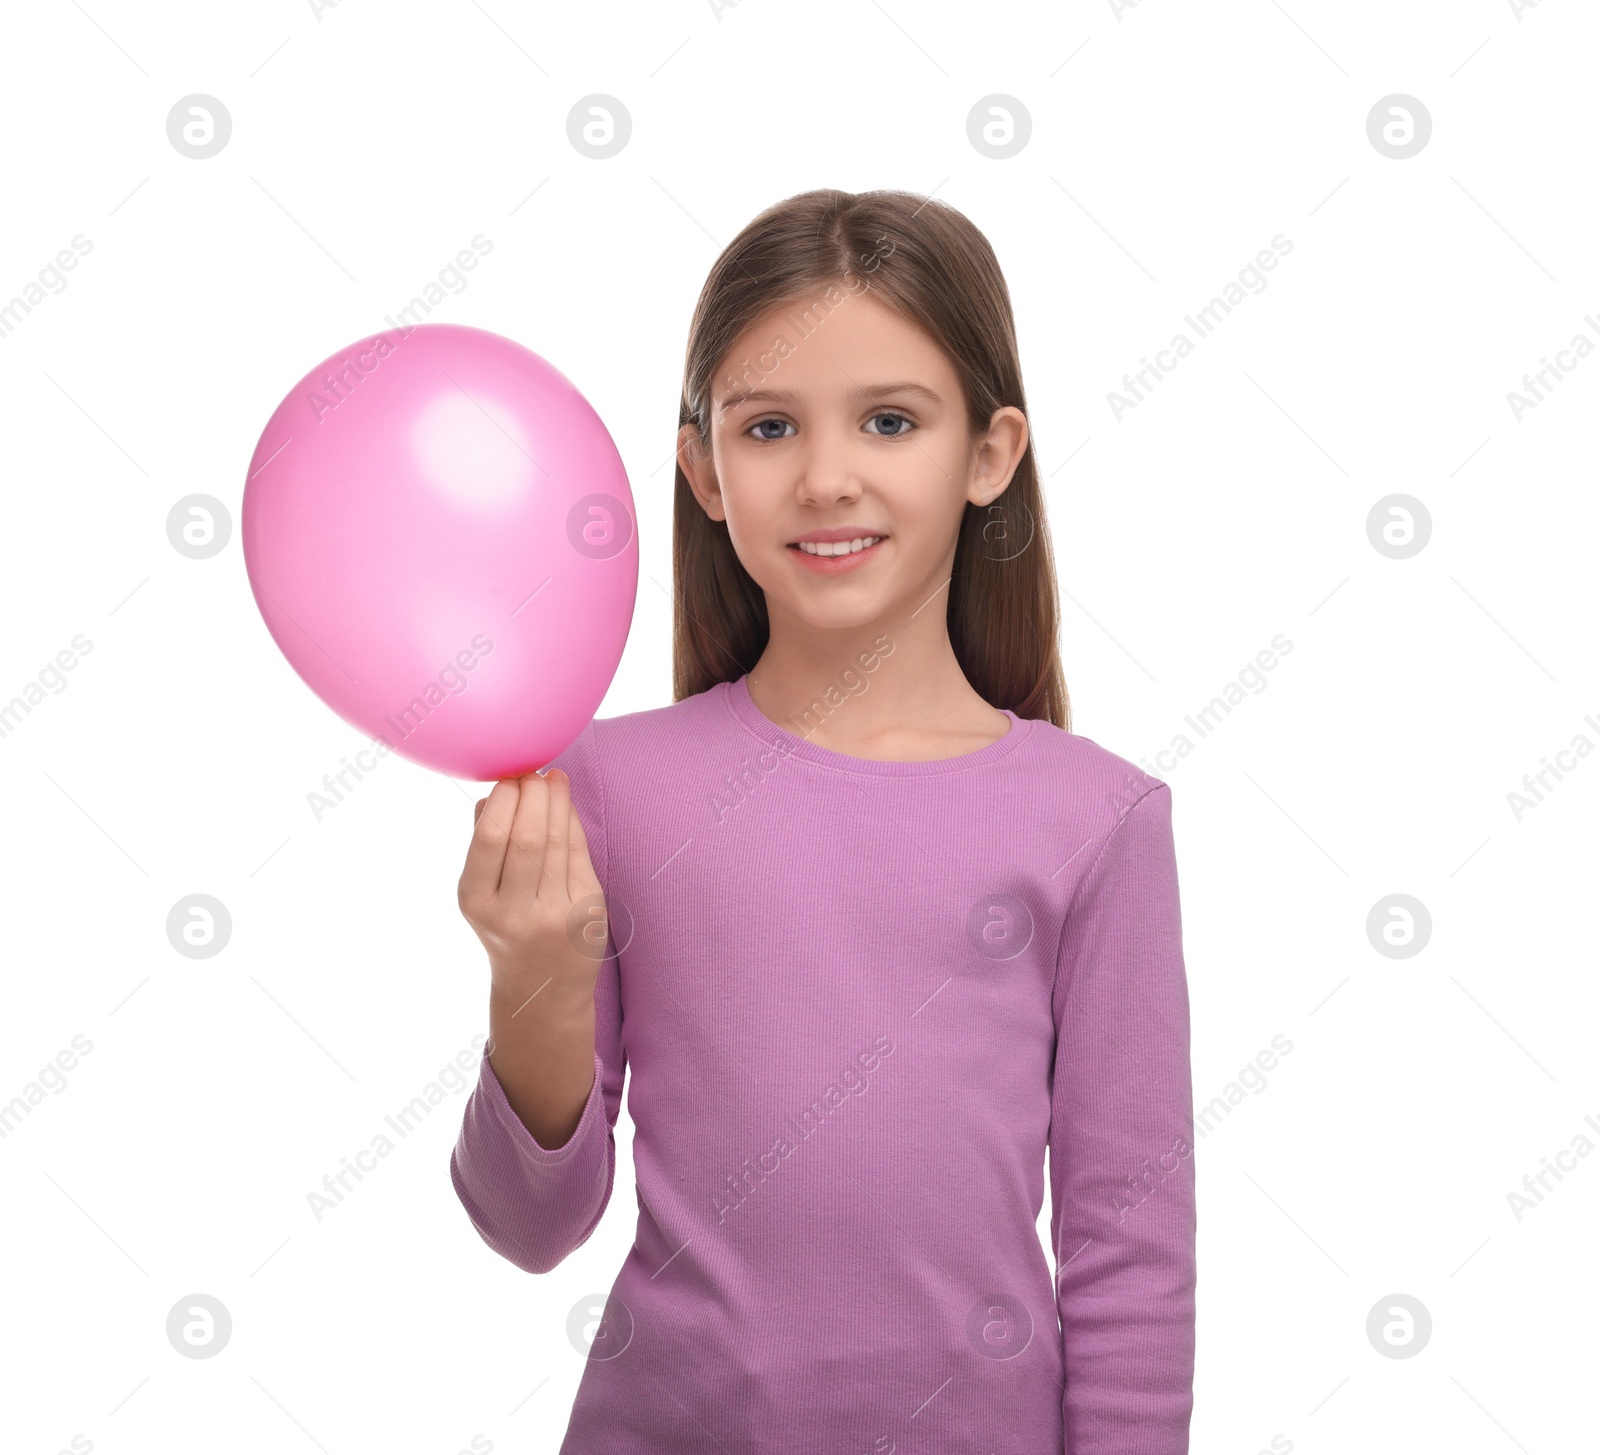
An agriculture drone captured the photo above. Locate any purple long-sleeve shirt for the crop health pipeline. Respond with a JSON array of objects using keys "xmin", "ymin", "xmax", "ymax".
[{"xmin": 451, "ymin": 672, "xmax": 1196, "ymax": 1453}]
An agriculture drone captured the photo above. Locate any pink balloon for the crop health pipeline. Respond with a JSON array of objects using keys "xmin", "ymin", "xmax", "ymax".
[{"xmin": 242, "ymin": 323, "xmax": 637, "ymax": 781}]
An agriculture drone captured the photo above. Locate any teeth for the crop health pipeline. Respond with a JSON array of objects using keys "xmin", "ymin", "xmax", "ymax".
[{"xmin": 796, "ymin": 536, "xmax": 882, "ymax": 557}]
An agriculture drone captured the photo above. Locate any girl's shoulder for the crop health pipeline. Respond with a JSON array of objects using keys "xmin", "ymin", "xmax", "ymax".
[
  {"xmin": 555, "ymin": 679, "xmax": 734, "ymax": 789},
  {"xmin": 585, "ymin": 679, "xmax": 729, "ymax": 755},
  {"xmin": 572, "ymin": 686, "xmax": 1172, "ymax": 825},
  {"xmin": 1014, "ymin": 714, "xmax": 1171, "ymax": 816}
]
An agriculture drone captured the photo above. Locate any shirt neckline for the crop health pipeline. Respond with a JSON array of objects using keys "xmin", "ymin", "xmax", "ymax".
[{"xmin": 722, "ymin": 673, "xmax": 1034, "ymax": 777}]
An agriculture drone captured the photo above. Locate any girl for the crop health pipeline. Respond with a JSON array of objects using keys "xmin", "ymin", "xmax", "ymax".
[{"xmin": 452, "ymin": 188, "xmax": 1196, "ymax": 1454}]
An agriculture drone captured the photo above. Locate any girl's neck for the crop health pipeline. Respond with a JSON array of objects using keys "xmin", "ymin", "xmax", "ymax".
[{"xmin": 745, "ymin": 633, "xmax": 1010, "ymax": 762}]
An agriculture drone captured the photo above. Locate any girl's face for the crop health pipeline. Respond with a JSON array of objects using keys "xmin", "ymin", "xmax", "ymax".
[{"xmin": 678, "ymin": 287, "xmax": 1028, "ymax": 637}]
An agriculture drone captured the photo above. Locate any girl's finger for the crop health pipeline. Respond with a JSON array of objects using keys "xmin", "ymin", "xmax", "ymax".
[
  {"xmin": 461, "ymin": 779, "xmax": 519, "ymax": 899},
  {"xmin": 542, "ymin": 769, "xmax": 572, "ymax": 902},
  {"xmin": 498, "ymin": 770, "xmax": 551, "ymax": 907},
  {"xmin": 473, "ymin": 797, "xmax": 487, "ymax": 823}
]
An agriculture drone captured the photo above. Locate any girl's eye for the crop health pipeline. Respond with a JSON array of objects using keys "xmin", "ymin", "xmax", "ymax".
[{"xmin": 743, "ymin": 412, "xmax": 916, "ymax": 442}]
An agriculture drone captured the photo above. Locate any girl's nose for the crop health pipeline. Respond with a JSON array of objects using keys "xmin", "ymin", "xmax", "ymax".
[{"xmin": 793, "ymin": 429, "xmax": 864, "ymax": 506}]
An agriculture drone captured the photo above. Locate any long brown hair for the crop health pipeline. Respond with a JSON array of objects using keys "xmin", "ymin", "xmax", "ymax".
[{"xmin": 671, "ymin": 187, "xmax": 1069, "ymax": 730}]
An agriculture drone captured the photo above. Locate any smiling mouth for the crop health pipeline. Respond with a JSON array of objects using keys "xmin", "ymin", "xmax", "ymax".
[{"xmin": 788, "ymin": 535, "xmax": 886, "ymax": 558}]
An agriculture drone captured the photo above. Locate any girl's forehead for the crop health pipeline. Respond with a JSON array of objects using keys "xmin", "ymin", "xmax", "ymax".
[
  {"xmin": 735, "ymin": 285, "xmax": 906, "ymax": 340},
  {"xmin": 715, "ymin": 297, "xmax": 955, "ymax": 398}
]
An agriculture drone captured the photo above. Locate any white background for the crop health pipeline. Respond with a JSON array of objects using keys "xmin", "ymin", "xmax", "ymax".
[{"xmin": 2, "ymin": 1, "xmax": 1595, "ymax": 1452}]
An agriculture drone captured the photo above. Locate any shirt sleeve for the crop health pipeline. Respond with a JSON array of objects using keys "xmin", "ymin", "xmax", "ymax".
[
  {"xmin": 448, "ymin": 719, "xmax": 627, "ymax": 1275},
  {"xmin": 1049, "ymin": 781, "xmax": 1196, "ymax": 1453}
]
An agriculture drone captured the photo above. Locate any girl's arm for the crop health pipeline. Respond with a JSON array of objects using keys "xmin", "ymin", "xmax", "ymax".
[
  {"xmin": 1048, "ymin": 781, "xmax": 1197, "ymax": 1453},
  {"xmin": 450, "ymin": 722, "xmax": 627, "ymax": 1275}
]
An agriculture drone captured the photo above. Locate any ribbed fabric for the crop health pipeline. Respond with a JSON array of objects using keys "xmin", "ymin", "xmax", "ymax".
[{"xmin": 450, "ymin": 674, "xmax": 1196, "ymax": 1453}]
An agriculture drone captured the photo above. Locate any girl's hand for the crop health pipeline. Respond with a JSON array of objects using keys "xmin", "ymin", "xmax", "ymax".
[{"xmin": 457, "ymin": 769, "xmax": 607, "ymax": 1021}]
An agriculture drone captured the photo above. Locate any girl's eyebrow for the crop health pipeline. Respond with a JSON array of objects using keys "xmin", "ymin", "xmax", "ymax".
[{"xmin": 718, "ymin": 381, "xmax": 944, "ymax": 415}]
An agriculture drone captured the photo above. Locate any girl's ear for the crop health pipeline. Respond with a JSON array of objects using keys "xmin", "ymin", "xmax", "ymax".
[
  {"xmin": 678, "ymin": 422, "xmax": 726, "ymax": 522},
  {"xmin": 966, "ymin": 405, "xmax": 1030, "ymax": 507}
]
